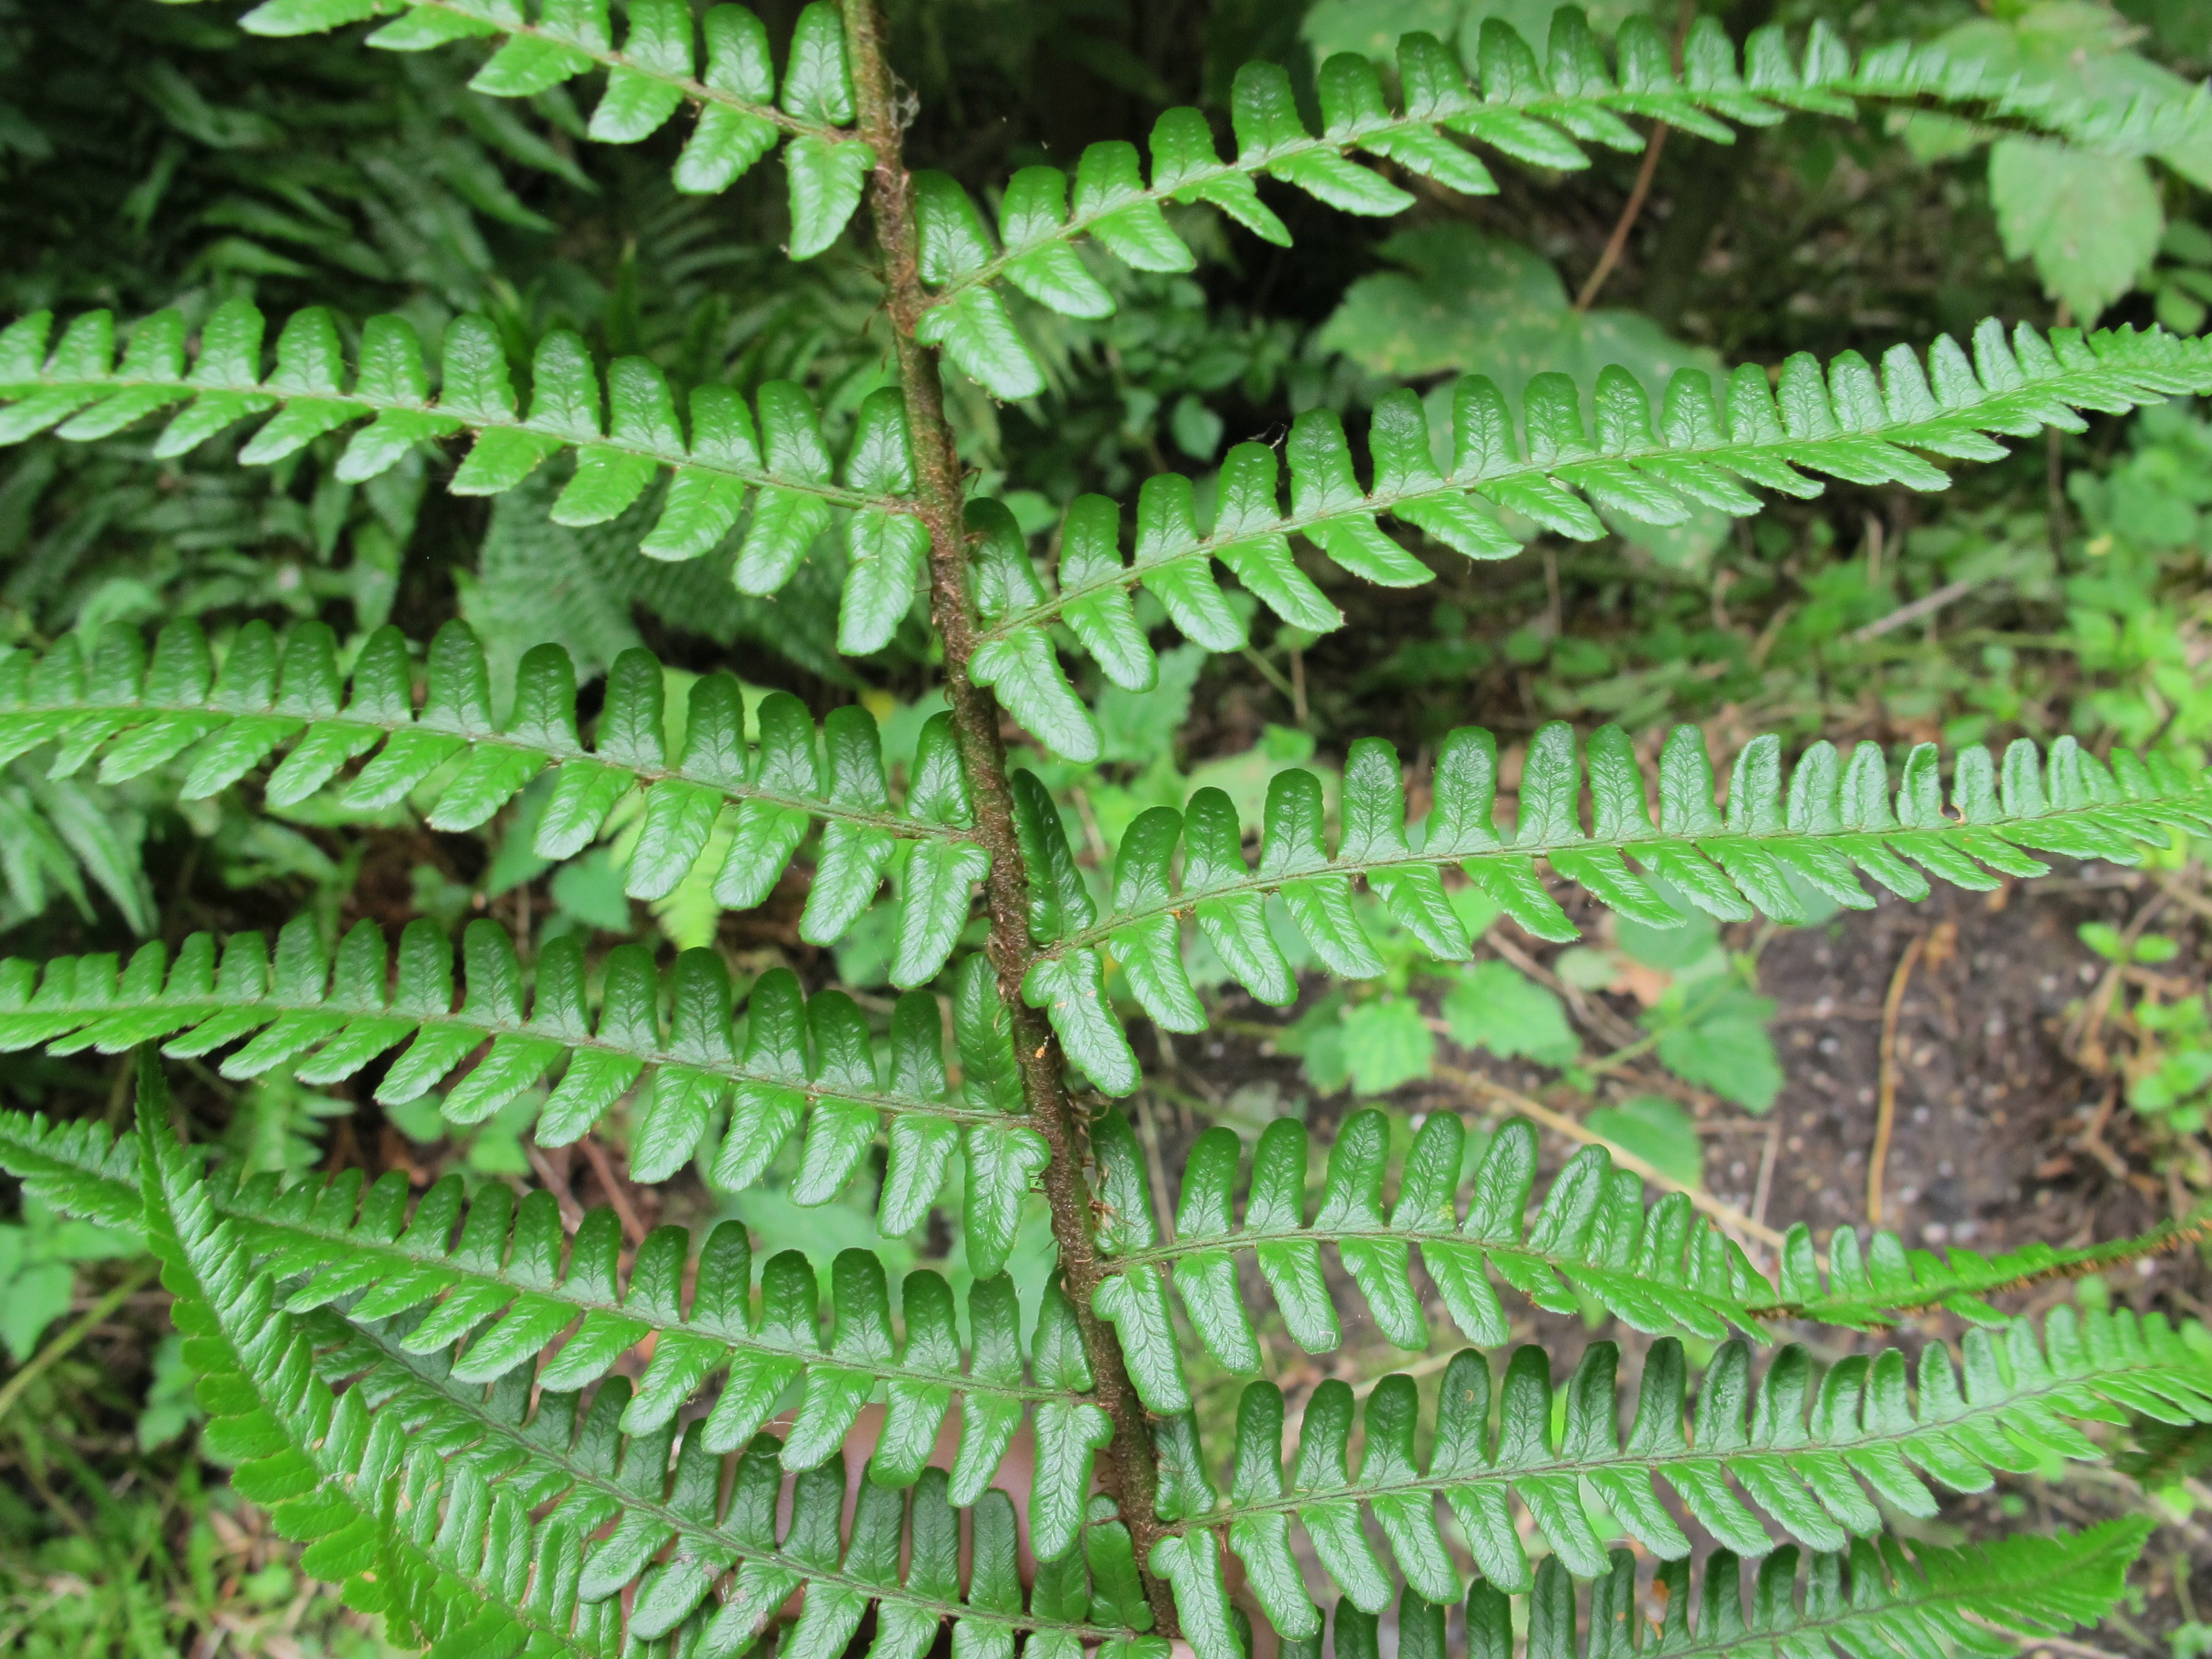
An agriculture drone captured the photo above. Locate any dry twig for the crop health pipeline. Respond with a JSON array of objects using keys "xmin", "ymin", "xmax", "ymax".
[
  {"xmin": 575, "ymin": 1134, "xmax": 647, "ymax": 1245},
  {"xmin": 1866, "ymin": 933, "xmax": 1927, "ymax": 1228},
  {"xmin": 1438, "ymin": 1062, "xmax": 1791, "ymax": 1255}
]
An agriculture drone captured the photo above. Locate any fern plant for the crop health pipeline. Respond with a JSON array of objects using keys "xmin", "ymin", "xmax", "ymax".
[{"xmin": 4, "ymin": 2, "xmax": 2212, "ymax": 1654}]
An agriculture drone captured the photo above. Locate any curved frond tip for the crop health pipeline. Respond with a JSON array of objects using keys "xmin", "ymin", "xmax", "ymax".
[{"xmin": 130, "ymin": 1049, "xmax": 1155, "ymax": 1659}]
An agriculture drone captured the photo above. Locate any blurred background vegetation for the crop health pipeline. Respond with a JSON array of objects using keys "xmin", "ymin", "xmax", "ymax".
[{"xmin": 5, "ymin": 0, "xmax": 2212, "ymax": 1651}]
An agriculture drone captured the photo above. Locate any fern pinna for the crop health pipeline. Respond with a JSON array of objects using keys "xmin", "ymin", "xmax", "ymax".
[{"xmin": 1, "ymin": 1, "xmax": 2208, "ymax": 1655}]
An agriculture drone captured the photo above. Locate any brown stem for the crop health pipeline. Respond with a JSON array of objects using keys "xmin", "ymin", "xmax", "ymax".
[
  {"xmin": 1574, "ymin": 121, "xmax": 1667, "ymax": 313},
  {"xmin": 1866, "ymin": 932, "xmax": 1926, "ymax": 1228},
  {"xmin": 1575, "ymin": 0, "xmax": 1693, "ymax": 315},
  {"xmin": 837, "ymin": 2, "xmax": 1175, "ymax": 1632}
]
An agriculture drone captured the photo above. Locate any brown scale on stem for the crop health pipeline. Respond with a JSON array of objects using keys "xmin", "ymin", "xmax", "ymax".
[{"xmin": 837, "ymin": 1, "xmax": 1177, "ymax": 1634}]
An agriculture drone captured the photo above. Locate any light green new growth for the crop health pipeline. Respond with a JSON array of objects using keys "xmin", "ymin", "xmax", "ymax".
[{"xmin": 2, "ymin": 2, "xmax": 2201, "ymax": 1654}]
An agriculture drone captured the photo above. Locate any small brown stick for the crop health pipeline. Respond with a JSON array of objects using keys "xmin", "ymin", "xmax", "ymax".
[
  {"xmin": 1750, "ymin": 1119, "xmax": 1781, "ymax": 1238},
  {"xmin": 1484, "ymin": 929, "xmax": 1643, "ymax": 1048},
  {"xmin": 575, "ymin": 1134, "xmax": 647, "ymax": 1245},
  {"xmin": 1131, "ymin": 1093, "xmax": 1178, "ymax": 1244},
  {"xmin": 1866, "ymin": 933, "xmax": 1927, "ymax": 1228},
  {"xmin": 1575, "ymin": 122, "xmax": 1668, "ymax": 312},
  {"xmin": 1848, "ymin": 575, "xmax": 1982, "ymax": 643},
  {"xmin": 525, "ymin": 1142, "xmax": 586, "ymax": 1233},
  {"xmin": 2151, "ymin": 871, "xmax": 2212, "ymax": 924}
]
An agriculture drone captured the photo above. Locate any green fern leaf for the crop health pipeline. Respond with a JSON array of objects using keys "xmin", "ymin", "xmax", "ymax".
[
  {"xmin": 211, "ymin": 0, "xmax": 876, "ymax": 247},
  {"xmin": 1295, "ymin": 1528, "xmax": 2144, "ymax": 1659},
  {"xmin": 0, "ymin": 619, "xmax": 987, "ymax": 967},
  {"xmin": 4, "ymin": 1112, "xmax": 1078, "ymax": 1509},
  {"xmin": 909, "ymin": 15, "xmax": 2207, "ymax": 385},
  {"xmin": 0, "ymin": 304, "xmax": 913, "ymax": 564},
  {"xmin": 1077, "ymin": 1111, "xmax": 2207, "ymax": 1382},
  {"xmin": 1142, "ymin": 1322, "xmax": 2191, "ymax": 1640},
  {"xmin": 953, "ymin": 324, "xmax": 2212, "ymax": 745},
  {"xmin": 130, "ymin": 1048, "xmax": 1156, "ymax": 1654},
  {"xmin": 0, "ymin": 934, "xmax": 1041, "ymax": 1248},
  {"xmin": 1017, "ymin": 726, "xmax": 2206, "ymax": 1081}
]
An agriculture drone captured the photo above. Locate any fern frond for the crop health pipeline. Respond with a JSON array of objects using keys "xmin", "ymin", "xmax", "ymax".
[
  {"xmin": 910, "ymin": 15, "xmax": 2209, "ymax": 395},
  {"xmin": 0, "ymin": 618, "xmax": 989, "ymax": 968},
  {"xmin": 1774, "ymin": 1209, "xmax": 2212, "ymax": 1328},
  {"xmin": 133, "ymin": 1050, "xmax": 619, "ymax": 1656},
  {"xmin": 0, "ymin": 931, "xmax": 1046, "ymax": 1245},
  {"xmin": 317, "ymin": 1305, "xmax": 1160, "ymax": 1653},
  {"xmin": 0, "ymin": 1110, "xmax": 1099, "ymax": 1533},
  {"xmin": 1142, "ymin": 1321, "xmax": 2193, "ymax": 1640},
  {"xmin": 133, "ymin": 1050, "xmax": 1150, "ymax": 1655},
  {"xmin": 1073, "ymin": 1111, "xmax": 2206, "ymax": 1408},
  {"xmin": 208, "ymin": 0, "xmax": 875, "ymax": 257},
  {"xmin": 0, "ymin": 765, "xmax": 156, "ymax": 934},
  {"xmin": 961, "ymin": 322, "xmax": 2212, "ymax": 756},
  {"xmin": 0, "ymin": 1108, "xmax": 146, "ymax": 1233},
  {"xmin": 0, "ymin": 303, "xmax": 938, "ymax": 645},
  {"xmin": 1013, "ymin": 724, "xmax": 2208, "ymax": 1091},
  {"xmin": 1269, "ymin": 1531, "xmax": 2145, "ymax": 1659}
]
